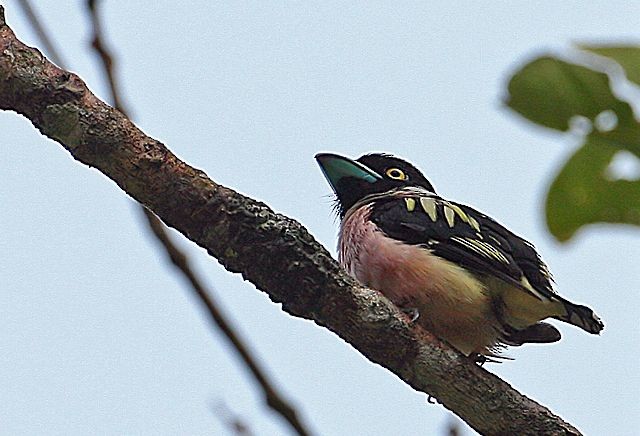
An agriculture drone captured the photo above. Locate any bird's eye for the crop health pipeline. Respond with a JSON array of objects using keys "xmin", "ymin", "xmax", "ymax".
[{"xmin": 385, "ymin": 168, "xmax": 407, "ymax": 180}]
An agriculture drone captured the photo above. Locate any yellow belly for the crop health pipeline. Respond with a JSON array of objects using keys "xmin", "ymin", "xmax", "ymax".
[{"xmin": 486, "ymin": 277, "xmax": 565, "ymax": 329}]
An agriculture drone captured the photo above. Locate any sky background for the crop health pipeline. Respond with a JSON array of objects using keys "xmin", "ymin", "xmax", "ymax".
[{"xmin": 1, "ymin": 1, "xmax": 639, "ymax": 435}]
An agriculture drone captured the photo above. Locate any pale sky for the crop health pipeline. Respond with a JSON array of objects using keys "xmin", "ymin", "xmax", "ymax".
[{"xmin": 1, "ymin": 1, "xmax": 639, "ymax": 435}]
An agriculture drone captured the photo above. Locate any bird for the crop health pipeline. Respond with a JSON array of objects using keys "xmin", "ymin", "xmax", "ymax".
[{"xmin": 315, "ymin": 152, "xmax": 604, "ymax": 359}]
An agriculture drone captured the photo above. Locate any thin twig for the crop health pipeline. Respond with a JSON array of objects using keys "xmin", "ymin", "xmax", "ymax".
[
  {"xmin": 84, "ymin": 1, "xmax": 311, "ymax": 435},
  {"xmin": 86, "ymin": 0, "xmax": 128, "ymax": 115},
  {"xmin": 142, "ymin": 206, "xmax": 311, "ymax": 436},
  {"xmin": 212, "ymin": 401, "xmax": 255, "ymax": 436},
  {"xmin": 447, "ymin": 420, "xmax": 462, "ymax": 436},
  {"xmin": 15, "ymin": 0, "xmax": 66, "ymax": 67}
]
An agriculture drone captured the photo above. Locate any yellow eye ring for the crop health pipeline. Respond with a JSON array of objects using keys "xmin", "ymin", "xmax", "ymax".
[{"xmin": 385, "ymin": 168, "xmax": 407, "ymax": 180}]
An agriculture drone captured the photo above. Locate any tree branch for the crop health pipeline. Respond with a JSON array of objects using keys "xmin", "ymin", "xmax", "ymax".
[{"xmin": 0, "ymin": 7, "xmax": 583, "ymax": 435}]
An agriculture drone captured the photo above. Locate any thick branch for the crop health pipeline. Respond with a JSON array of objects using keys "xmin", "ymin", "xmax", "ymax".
[{"xmin": 0, "ymin": 7, "xmax": 582, "ymax": 435}]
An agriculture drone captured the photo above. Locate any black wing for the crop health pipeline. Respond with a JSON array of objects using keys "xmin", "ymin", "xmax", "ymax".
[{"xmin": 369, "ymin": 193, "xmax": 556, "ymax": 301}]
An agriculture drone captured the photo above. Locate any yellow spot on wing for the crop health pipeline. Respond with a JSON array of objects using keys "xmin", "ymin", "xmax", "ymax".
[
  {"xmin": 404, "ymin": 197, "xmax": 416, "ymax": 212},
  {"xmin": 420, "ymin": 197, "xmax": 438, "ymax": 222},
  {"xmin": 448, "ymin": 203, "xmax": 469, "ymax": 223},
  {"xmin": 468, "ymin": 216, "xmax": 481, "ymax": 232},
  {"xmin": 444, "ymin": 206, "xmax": 456, "ymax": 227},
  {"xmin": 441, "ymin": 200, "xmax": 481, "ymax": 233}
]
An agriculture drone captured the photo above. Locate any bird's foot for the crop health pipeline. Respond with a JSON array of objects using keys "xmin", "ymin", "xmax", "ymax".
[
  {"xmin": 469, "ymin": 353, "xmax": 492, "ymax": 366},
  {"xmin": 471, "ymin": 353, "xmax": 487, "ymax": 366},
  {"xmin": 401, "ymin": 307, "xmax": 420, "ymax": 323},
  {"xmin": 470, "ymin": 353, "xmax": 502, "ymax": 366}
]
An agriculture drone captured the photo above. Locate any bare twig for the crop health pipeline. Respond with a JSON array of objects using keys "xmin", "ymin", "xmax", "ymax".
[
  {"xmin": 15, "ymin": 0, "xmax": 66, "ymax": 67},
  {"xmin": 0, "ymin": 6, "xmax": 585, "ymax": 434},
  {"xmin": 143, "ymin": 205, "xmax": 311, "ymax": 436},
  {"xmin": 82, "ymin": 1, "xmax": 312, "ymax": 435},
  {"xmin": 213, "ymin": 401, "xmax": 255, "ymax": 436},
  {"xmin": 85, "ymin": 0, "xmax": 129, "ymax": 115},
  {"xmin": 447, "ymin": 420, "xmax": 463, "ymax": 436}
]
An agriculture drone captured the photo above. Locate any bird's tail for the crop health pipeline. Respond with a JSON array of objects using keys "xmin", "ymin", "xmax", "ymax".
[
  {"xmin": 553, "ymin": 298, "xmax": 604, "ymax": 334},
  {"xmin": 502, "ymin": 321, "xmax": 561, "ymax": 346}
]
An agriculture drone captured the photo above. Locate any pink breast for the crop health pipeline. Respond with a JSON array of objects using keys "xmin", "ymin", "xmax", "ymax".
[{"xmin": 338, "ymin": 205, "xmax": 433, "ymax": 305}]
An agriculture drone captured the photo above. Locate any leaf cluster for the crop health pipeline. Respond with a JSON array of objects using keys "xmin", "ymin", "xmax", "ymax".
[{"xmin": 506, "ymin": 46, "xmax": 640, "ymax": 241}]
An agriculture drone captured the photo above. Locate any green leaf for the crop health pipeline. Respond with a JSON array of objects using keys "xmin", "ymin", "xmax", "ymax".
[
  {"xmin": 546, "ymin": 136, "xmax": 640, "ymax": 241},
  {"xmin": 579, "ymin": 45, "xmax": 640, "ymax": 86},
  {"xmin": 506, "ymin": 56, "xmax": 635, "ymax": 131},
  {"xmin": 506, "ymin": 53, "xmax": 640, "ymax": 240}
]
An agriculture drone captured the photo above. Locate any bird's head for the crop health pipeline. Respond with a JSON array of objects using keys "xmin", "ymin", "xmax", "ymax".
[{"xmin": 315, "ymin": 152, "xmax": 436, "ymax": 217}]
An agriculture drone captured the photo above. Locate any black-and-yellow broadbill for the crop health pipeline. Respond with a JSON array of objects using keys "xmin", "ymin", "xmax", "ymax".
[{"xmin": 316, "ymin": 152, "xmax": 603, "ymax": 358}]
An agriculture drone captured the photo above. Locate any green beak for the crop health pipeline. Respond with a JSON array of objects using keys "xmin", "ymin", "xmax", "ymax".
[{"xmin": 315, "ymin": 153, "xmax": 382, "ymax": 192}]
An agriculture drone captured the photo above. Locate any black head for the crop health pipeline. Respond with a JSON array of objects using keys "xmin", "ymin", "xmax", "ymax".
[{"xmin": 315, "ymin": 152, "xmax": 436, "ymax": 217}]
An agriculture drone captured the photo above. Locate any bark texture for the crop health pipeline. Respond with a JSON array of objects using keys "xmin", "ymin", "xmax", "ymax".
[{"xmin": 0, "ymin": 7, "xmax": 582, "ymax": 435}]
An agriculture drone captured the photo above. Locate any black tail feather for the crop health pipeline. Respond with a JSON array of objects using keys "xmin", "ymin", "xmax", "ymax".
[
  {"xmin": 503, "ymin": 322, "xmax": 562, "ymax": 346},
  {"xmin": 554, "ymin": 301, "xmax": 604, "ymax": 334}
]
